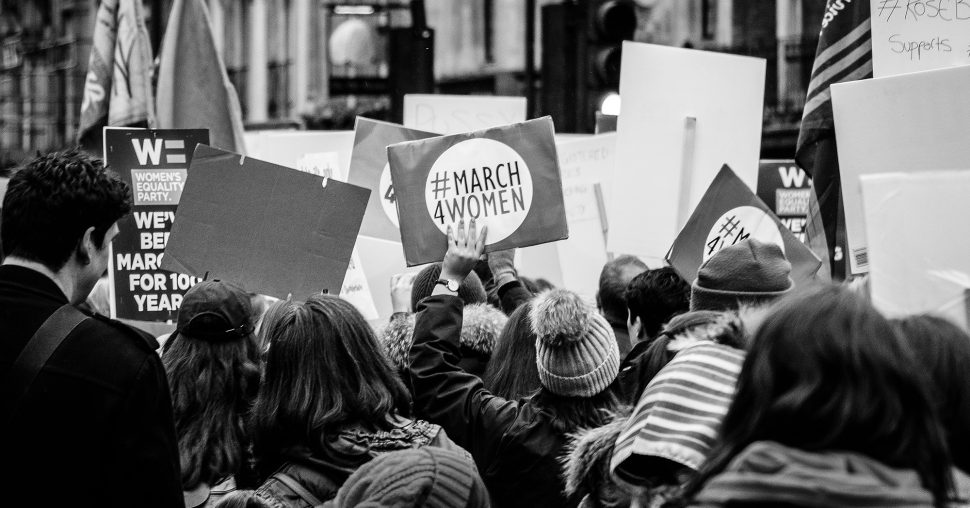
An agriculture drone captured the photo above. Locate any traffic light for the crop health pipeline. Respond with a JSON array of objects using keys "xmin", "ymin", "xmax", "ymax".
[{"xmin": 541, "ymin": 0, "xmax": 637, "ymax": 133}]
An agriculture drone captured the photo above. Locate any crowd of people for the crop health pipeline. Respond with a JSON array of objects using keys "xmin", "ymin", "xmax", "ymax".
[{"xmin": 2, "ymin": 149, "xmax": 969, "ymax": 508}]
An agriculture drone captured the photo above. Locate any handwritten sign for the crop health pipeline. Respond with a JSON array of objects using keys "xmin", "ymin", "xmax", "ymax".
[
  {"xmin": 104, "ymin": 128, "xmax": 209, "ymax": 322},
  {"xmin": 861, "ymin": 170, "xmax": 970, "ymax": 331},
  {"xmin": 831, "ymin": 65, "xmax": 970, "ymax": 273},
  {"xmin": 246, "ymin": 130, "xmax": 355, "ymax": 178},
  {"xmin": 388, "ymin": 117, "xmax": 568, "ymax": 266},
  {"xmin": 608, "ymin": 42, "xmax": 765, "ymax": 259},
  {"xmin": 403, "ymin": 94, "xmax": 526, "ymax": 135},
  {"xmin": 756, "ymin": 160, "xmax": 812, "ymax": 242},
  {"xmin": 340, "ymin": 249, "xmax": 379, "ymax": 321},
  {"xmin": 870, "ymin": 0, "xmax": 970, "ymax": 77}
]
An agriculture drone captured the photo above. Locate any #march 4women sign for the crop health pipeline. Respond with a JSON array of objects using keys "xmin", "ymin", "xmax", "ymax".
[{"xmin": 388, "ymin": 117, "xmax": 568, "ymax": 266}]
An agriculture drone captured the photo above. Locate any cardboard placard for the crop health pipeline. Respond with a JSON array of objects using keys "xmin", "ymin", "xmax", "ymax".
[
  {"xmin": 831, "ymin": 65, "xmax": 970, "ymax": 273},
  {"xmin": 356, "ymin": 235, "xmax": 420, "ymax": 324},
  {"xmin": 667, "ymin": 165, "xmax": 822, "ymax": 288},
  {"xmin": 161, "ymin": 144, "xmax": 370, "ymax": 300},
  {"xmin": 245, "ymin": 130, "xmax": 355, "ymax": 178},
  {"xmin": 608, "ymin": 42, "xmax": 765, "ymax": 259},
  {"xmin": 348, "ymin": 118, "xmax": 439, "ymax": 242},
  {"xmin": 104, "ymin": 127, "xmax": 209, "ymax": 321},
  {"xmin": 870, "ymin": 0, "xmax": 970, "ymax": 77},
  {"xmin": 860, "ymin": 170, "xmax": 970, "ymax": 331},
  {"xmin": 388, "ymin": 117, "xmax": 568, "ymax": 266},
  {"xmin": 403, "ymin": 94, "xmax": 527, "ymax": 135},
  {"xmin": 341, "ymin": 249, "xmax": 379, "ymax": 321},
  {"xmin": 756, "ymin": 160, "xmax": 813, "ymax": 243}
]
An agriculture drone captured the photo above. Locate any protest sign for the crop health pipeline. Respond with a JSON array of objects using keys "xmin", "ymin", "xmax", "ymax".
[
  {"xmin": 388, "ymin": 117, "xmax": 568, "ymax": 266},
  {"xmin": 756, "ymin": 160, "xmax": 812, "ymax": 243},
  {"xmin": 340, "ymin": 249, "xmax": 379, "ymax": 321},
  {"xmin": 831, "ymin": 65, "xmax": 970, "ymax": 273},
  {"xmin": 356, "ymin": 235, "xmax": 419, "ymax": 323},
  {"xmin": 348, "ymin": 118, "xmax": 439, "ymax": 242},
  {"xmin": 861, "ymin": 170, "xmax": 970, "ymax": 331},
  {"xmin": 103, "ymin": 127, "xmax": 209, "ymax": 321},
  {"xmin": 667, "ymin": 165, "xmax": 822, "ymax": 288},
  {"xmin": 245, "ymin": 130, "xmax": 355, "ymax": 178},
  {"xmin": 869, "ymin": 0, "xmax": 970, "ymax": 77},
  {"xmin": 161, "ymin": 144, "xmax": 370, "ymax": 301},
  {"xmin": 608, "ymin": 42, "xmax": 765, "ymax": 259},
  {"xmin": 403, "ymin": 94, "xmax": 526, "ymax": 134}
]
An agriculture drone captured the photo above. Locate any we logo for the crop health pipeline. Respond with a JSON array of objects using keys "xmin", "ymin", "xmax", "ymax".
[{"xmin": 131, "ymin": 139, "xmax": 187, "ymax": 166}]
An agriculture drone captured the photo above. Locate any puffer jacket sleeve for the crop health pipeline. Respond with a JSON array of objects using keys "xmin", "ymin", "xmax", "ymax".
[{"xmin": 408, "ymin": 294, "xmax": 520, "ymax": 469}]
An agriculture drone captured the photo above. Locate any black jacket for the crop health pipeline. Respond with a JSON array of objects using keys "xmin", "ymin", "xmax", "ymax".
[
  {"xmin": 0, "ymin": 266, "xmax": 183, "ymax": 508},
  {"xmin": 409, "ymin": 294, "xmax": 577, "ymax": 508}
]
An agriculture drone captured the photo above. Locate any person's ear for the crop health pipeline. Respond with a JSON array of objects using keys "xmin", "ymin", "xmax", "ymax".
[{"xmin": 75, "ymin": 226, "xmax": 97, "ymax": 266}]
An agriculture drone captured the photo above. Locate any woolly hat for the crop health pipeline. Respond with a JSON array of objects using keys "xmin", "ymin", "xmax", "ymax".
[
  {"xmin": 531, "ymin": 289, "xmax": 620, "ymax": 398},
  {"xmin": 172, "ymin": 280, "xmax": 253, "ymax": 343},
  {"xmin": 611, "ymin": 342, "xmax": 745, "ymax": 491},
  {"xmin": 411, "ymin": 263, "xmax": 488, "ymax": 311},
  {"xmin": 690, "ymin": 239, "xmax": 793, "ymax": 312},
  {"xmin": 323, "ymin": 447, "xmax": 489, "ymax": 508}
]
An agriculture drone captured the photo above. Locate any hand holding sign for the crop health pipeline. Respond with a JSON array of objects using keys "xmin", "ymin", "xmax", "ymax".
[
  {"xmin": 441, "ymin": 219, "xmax": 488, "ymax": 284},
  {"xmin": 390, "ymin": 272, "xmax": 418, "ymax": 313}
]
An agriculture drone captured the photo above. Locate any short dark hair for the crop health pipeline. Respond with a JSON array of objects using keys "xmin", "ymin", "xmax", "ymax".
[
  {"xmin": 251, "ymin": 295, "xmax": 412, "ymax": 464},
  {"xmin": 597, "ymin": 255, "xmax": 647, "ymax": 326},
  {"xmin": 2, "ymin": 149, "xmax": 131, "ymax": 271},
  {"xmin": 625, "ymin": 267, "xmax": 690, "ymax": 340}
]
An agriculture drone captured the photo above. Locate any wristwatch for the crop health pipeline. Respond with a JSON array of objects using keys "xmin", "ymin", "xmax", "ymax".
[{"xmin": 435, "ymin": 278, "xmax": 460, "ymax": 292}]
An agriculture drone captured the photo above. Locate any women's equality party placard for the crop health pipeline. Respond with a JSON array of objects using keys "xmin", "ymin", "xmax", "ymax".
[{"xmin": 387, "ymin": 117, "xmax": 568, "ymax": 266}]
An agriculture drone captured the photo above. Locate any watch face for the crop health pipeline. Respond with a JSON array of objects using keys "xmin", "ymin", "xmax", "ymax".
[{"xmin": 447, "ymin": 279, "xmax": 460, "ymax": 292}]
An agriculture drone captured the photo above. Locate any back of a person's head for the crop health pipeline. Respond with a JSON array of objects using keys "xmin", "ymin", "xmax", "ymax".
[
  {"xmin": 324, "ymin": 447, "xmax": 489, "ymax": 508},
  {"xmin": 251, "ymin": 295, "xmax": 410, "ymax": 457},
  {"xmin": 483, "ymin": 302, "xmax": 541, "ymax": 400},
  {"xmin": 625, "ymin": 267, "xmax": 690, "ymax": 340},
  {"xmin": 689, "ymin": 239, "xmax": 793, "ymax": 312},
  {"xmin": 892, "ymin": 314, "xmax": 970, "ymax": 474},
  {"xmin": 597, "ymin": 255, "xmax": 648, "ymax": 326},
  {"xmin": 410, "ymin": 262, "xmax": 487, "ymax": 311},
  {"xmin": 162, "ymin": 281, "xmax": 261, "ymax": 489},
  {"xmin": 688, "ymin": 284, "xmax": 953, "ymax": 504},
  {"xmin": 2, "ymin": 148, "xmax": 131, "ymax": 271}
]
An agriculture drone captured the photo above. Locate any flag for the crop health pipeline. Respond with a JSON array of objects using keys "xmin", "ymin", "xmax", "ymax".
[
  {"xmin": 77, "ymin": 0, "xmax": 156, "ymax": 150},
  {"xmin": 156, "ymin": 0, "xmax": 247, "ymax": 153},
  {"xmin": 795, "ymin": 0, "xmax": 872, "ymax": 280}
]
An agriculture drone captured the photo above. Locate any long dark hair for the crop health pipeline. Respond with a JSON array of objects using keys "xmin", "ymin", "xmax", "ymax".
[
  {"xmin": 250, "ymin": 295, "xmax": 412, "ymax": 462},
  {"xmin": 684, "ymin": 285, "xmax": 954, "ymax": 504},
  {"xmin": 892, "ymin": 314, "xmax": 970, "ymax": 474},
  {"xmin": 163, "ymin": 329, "xmax": 261, "ymax": 489},
  {"xmin": 483, "ymin": 303, "xmax": 541, "ymax": 400}
]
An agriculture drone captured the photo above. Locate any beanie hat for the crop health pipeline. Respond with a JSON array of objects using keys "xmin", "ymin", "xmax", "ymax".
[
  {"xmin": 380, "ymin": 303, "xmax": 507, "ymax": 373},
  {"xmin": 411, "ymin": 263, "xmax": 488, "ymax": 311},
  {"xmin": 611, "ymin": 342, "xmax": 745, "ymax": 490},
  {"xmin": 531, "ymin": 289, "xmax": 620, "ymax": 398},
  {"xmin": 324, "ymin": 447, "xmax": 489, "ymax": 508},
  {"xmin": 690, "ymin": 239, "xmax": 793, "ymax": 312},
  {"xmin": 172, "ymin": 280, "xmax": 253, "ymax": 344}
]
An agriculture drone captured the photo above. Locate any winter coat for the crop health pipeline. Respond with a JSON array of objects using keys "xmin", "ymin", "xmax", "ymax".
[
  {"xmin": 0, "ymin": 266, "xmax": 182, "ymax": 508},
  {"xmin": 563, "ymin": 416, "xmax": 632, "ymax": 508},
  {"xmin": 256, "ymin": 414, "xmax": 465, "ymax": 505},
  {"xmin": 408, "ymin": 294, "xmax": 580, "ymax": 508},
  {"xmin": 690, "ymin": 440, "xmax": 970, "ymax": 507}
]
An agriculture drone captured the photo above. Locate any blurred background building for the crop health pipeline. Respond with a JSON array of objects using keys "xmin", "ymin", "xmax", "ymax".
[{"xmin": 0, "ymin": 0, "xmax": 825, "ymax": 165}]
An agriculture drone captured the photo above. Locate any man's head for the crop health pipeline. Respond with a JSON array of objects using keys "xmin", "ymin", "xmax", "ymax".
[
  {"xmin": 2, "ymin": 149, "xmax": 131, "ymax": 302},
  {"xmin": 597, "ymin": 255, "xmax": 648, "ymax": 328},
  {"xmin": 625, "ymin": 267, "xmax": 691, "ymax": 341},
  {"xmin": 690, "ymin": 239, "xmax": 793, "ymax": 312}
]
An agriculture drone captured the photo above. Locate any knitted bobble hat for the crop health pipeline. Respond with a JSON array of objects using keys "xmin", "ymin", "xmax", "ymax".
[
  {"xmin": 690, "ymin": 238, "xmax": 794, "ymax": 312},
  {"xmin": 531, "ymin": 289, "xmax": 620, "ymax": 398}
]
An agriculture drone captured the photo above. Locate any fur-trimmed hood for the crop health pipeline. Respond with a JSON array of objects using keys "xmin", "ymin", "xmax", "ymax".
[
  {"xmin": 561, "ymin": 413, "xmax": 632, "ymax": 508},
  {"xmin": 379, "ymin": 304, "xmax": 507, "ymax": 372}
]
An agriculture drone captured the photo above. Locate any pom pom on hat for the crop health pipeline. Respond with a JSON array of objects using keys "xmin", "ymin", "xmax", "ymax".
[{"xmin": 530, "ymin": 289, "xmax": 592, "ymax": 346}]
